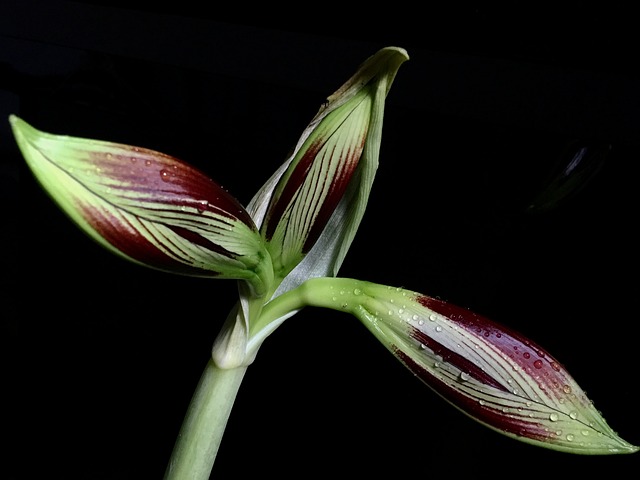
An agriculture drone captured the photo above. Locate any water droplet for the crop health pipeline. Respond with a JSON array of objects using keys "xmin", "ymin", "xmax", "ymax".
[
  {"xmin": 569, "ymin": 411, "xmax": 578, "ymax": 420},
  {"xmin": 479, "ymin": 399, "xmax": 485, "ymax": 406},
  {"xmin": 196, "ymin": 200, "xmax": 208, "ymax": 213},
  {"xmin": 418, "ymin": 319, "xmax": 424, "ymax": 326},
  {"xmin": 435, "ymin": 326, "xmax": 442, "ymax": 332},
  {"xmin": 412, "ymin": 314, "xmax": 419, "ymax": 321},
  {"xmin": 523, "ymin": 352, "xmax": 531, "ymax": 359},
  {"xmin": 549, "ymin": 413, "xmax": 559, "ymax": 422},
  {"xmin": 429, "ymin": 314, "xmax": 436, "ymax": 321},
  {"xmin": 581, "ymin": 429, "xmax": 590, "ymax": 436},
  {"xmin": 533, "ymin": 360, "xmax": 544, "ymax": 369},
  {"xmin": 566, "ymin": 433, "xmax": 575, "ymax": 442},
  {"xmin": 341, "ymin": 303, "xmax": 348, "ymax": 309},
  {"xmin": 398, "ymin": 308, "xmax": 404, "ymax": 314},
  {"xmin": 353, "ymin": 288, "xmax": 362, "ymax": 296},
  {"xmin": 459, "ymin": 372, "xmax": 470, "ymax": 382},
  {"xmin": 563, "ymin": 385, "xmax": 572, "ymax": 394},
  {"xmin": 145, "ymin": 159, "xmax": 152, "ymax": 166},
  {"xmin": 160, "ymin": 169, "xmax": 170, "ymax": 181},
  {"xmin": 550, "ymin": 362, "xmax": 561, "ymax": 371}
]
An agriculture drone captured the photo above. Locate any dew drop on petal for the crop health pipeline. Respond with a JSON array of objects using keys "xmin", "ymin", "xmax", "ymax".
[
  {"xmin": 435, "ymin": 325, "xmax": 442, "ymax": 332},
  {"xmin": 549, "ymin": 413, "xmax": 559, "ymax": 422},
  {"xmin": 533, "ymin": 360, "xmax": 544, "ymax": 369}
]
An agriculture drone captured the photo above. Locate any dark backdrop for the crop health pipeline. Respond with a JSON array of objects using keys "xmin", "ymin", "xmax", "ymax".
[{"xmin": 2, "ymin": 2, "xmax": 639, "ymax": 478}]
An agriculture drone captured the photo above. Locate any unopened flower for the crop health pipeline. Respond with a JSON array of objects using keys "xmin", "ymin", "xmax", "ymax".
[
  {"xmin": 10, "ymin": 115, "xmax": 273, "ymax": 295},
  {"xmin": 295, "ymin": 277, "xmax": 639, "ymax": 455}
]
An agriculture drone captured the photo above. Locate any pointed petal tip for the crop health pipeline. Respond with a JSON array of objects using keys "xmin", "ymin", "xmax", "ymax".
[{"xmin": 9, "ymin": 114, "xmax": 23, "ymax": 133}]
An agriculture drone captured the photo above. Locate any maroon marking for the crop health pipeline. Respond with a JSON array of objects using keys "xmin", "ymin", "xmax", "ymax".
[{"xmin": 394, "ymin": 348, "xmax": 550, "ymax": 442}]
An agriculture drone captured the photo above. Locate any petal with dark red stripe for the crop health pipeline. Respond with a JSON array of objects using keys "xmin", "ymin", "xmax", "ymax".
[
  {"xmin": 253, "ymin": 47, "xmax": 409, "ymax": 289},
  {"xmin": 11, "ymin": 115, "xmax": 272, "ymax": 295},
  {"xmin": 303, "ymin": 278, "xmax": 639, "ymax": 454}
]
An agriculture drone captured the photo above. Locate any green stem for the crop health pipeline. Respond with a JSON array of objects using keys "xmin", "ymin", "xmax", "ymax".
[
  {"xmin": 258, "ymin": 277, "xmax": 363, "ymax": 325},
  {"xmin": 164, "ymin": 277, "xmax": 361, "ymax": 479},
  {"xmin": 164, "ymin": 359, "xmax": 247, "ymax": 480}
]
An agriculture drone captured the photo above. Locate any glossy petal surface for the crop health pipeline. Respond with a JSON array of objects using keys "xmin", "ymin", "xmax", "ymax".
[
  {"xmin": 11, "ymin": 116, "xmax": 271, "ymax": 291},
  {"xmin": 251, "ymin": 47, "xmax": 409, "ymax": 294},
  {"xmin": 312, "ymin": 279, "xmax": 639, "ymax": 454}
]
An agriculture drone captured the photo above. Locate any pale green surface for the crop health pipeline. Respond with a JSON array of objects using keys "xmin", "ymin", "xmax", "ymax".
[{"xmin": 164, "ymin": 359, "xmax": 247, "ymax": 480}]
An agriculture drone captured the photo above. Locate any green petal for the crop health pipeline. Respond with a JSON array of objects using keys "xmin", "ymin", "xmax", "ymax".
[
  {"xmin": 296, "ymin": 277, "xmax": 639, "ymax": 455},
  {"xmin": 11, "ymin": 115, "xmax": 273, "ymax": 294},
  {"xmin": 253, "ymin": 46, "xmax": 409, "ymax": 293}
]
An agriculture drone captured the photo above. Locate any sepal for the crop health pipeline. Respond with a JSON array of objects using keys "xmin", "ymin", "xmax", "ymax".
[
  {"xmin": 10, "ymin": 115, "xmax": 273, "ymax": 295},
  {"xmin": 299, "ymin": 277, "xmax": 638, "ymax": 454}
]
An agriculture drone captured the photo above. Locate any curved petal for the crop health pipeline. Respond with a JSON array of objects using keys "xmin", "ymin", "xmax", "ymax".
[
  {"xmin": 298, "ymin": 277, "xmax": 639, "ymax": 455},
  {"xmin": 11, "ymin": 115, "xmax": 273, "ymax": 294},
  {"xmin": 252, "ymin": 47, "xmax": 409, "ymax": 291}
]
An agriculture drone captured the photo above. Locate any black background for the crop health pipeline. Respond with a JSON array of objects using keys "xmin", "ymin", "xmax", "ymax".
[{"xmin": 2, "ymin": 2, "xmax": 639, "ymax": 478}]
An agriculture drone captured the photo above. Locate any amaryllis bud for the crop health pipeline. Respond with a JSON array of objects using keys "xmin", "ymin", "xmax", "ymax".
[
  {"xmin": 298, "ymin": 277, "xmax": 638, "ymax": 454},
  {"xmin": 10, "ymin": 115, "xmax": 273, "ymax": 296},
  {"xmin": 252, "ymin": 47, "xmax": 409, "ymax": 291}
]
